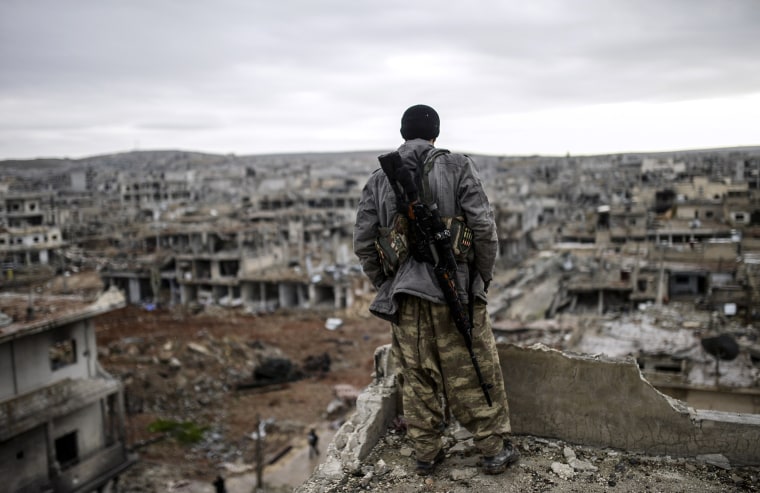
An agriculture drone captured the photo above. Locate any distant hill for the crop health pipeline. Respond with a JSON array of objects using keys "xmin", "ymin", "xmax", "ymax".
[{"xmin": 1, "ymin": 145, "xmax": 759, "ymax": 177}]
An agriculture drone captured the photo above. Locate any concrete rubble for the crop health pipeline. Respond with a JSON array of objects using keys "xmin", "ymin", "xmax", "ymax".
[{"xmin": 296, "ymin": 343, "xmax": 760, "ymax": 492}]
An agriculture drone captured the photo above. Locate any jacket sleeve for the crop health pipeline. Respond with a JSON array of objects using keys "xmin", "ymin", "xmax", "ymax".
[
  {"xmin": 353, "ymin": 175, "xmax": 386, "ymax": 288},
  {"xmin": 458, "ymin": 156, "xmax": 498, "ymax": 285}
]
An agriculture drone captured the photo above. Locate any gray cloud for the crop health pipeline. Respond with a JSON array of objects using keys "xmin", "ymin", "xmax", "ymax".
[{"xmin": 1, "ymin": 0, "xmax": 759, "ymax": 158}]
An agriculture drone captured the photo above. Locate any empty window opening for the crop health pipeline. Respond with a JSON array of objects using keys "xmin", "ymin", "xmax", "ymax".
[
  {"xmin": 219, "ymin": 260, "xmax": 239, "ymax": 277},
  {"xmin": 637, "ymin": 358, "xmax": 683, "ymax": 374},
  {"xmin": 654, "ymin": 363, "xmax": 683, "ymax": 373},
  {"xmin": 50, "ymin": 339, "xmax": 77, "ymax": 370},
  {"xmin": 674, "ymin": 275, "xmax": 690, "ymax": 285},
  {"xmin": 54, "ymin": 431, "xmax": 79, "ymax": 469}
]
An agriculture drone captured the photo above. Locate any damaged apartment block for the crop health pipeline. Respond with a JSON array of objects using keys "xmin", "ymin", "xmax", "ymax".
[
  {"xmin": 0, "ymin": 288, "xmax": 136, "ymax": 493},
  {"xmin": 0, "ymin": 190, "xmax": 64, "ymax": 288},
  {"xmin": 97, "ymin": 167, "xmax": 365, "ymax": 313}
]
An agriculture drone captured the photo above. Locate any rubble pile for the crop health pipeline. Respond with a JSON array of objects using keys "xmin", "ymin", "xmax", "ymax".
[
  {"xmin": 298, "ymin": 426, "xmax": 760, "ymax": 492},
  {"xmin": 570, "ymin": 303, "xmax": 760, "ymax": 390},
  {"xmin": 94, "ymin": 305, "xmax": 391, "ymax": 486},
  {"xmin": 104, "ymin": 331, "xmax": 260, "ymax": 416}
]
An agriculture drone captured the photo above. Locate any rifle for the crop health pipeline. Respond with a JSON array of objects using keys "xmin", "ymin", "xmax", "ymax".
[{"xmin": 378, "ymin": 150, "xmax": 493, "ymax": 406}]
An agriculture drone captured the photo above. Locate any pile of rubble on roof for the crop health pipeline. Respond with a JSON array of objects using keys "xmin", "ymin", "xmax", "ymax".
[{"xmin": 297, "ymin": 422, "xmax": 760, "ymax": 493}]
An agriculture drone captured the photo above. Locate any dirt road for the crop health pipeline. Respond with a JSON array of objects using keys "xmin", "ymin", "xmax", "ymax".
[{"xmin": 170, "ymin": 422, "xmax": 337, "ymax": 492}]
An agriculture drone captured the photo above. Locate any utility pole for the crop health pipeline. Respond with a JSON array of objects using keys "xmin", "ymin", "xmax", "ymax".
[{"xmin": 253, "ymin": 415, "xmax": 264, "ymax": 493}]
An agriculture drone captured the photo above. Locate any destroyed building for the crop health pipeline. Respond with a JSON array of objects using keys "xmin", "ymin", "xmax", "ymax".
[
  {"xmin": 2, "ymin": 147, "xmax": 758, "ymax": 327},
  {"xmin": 489, "ymin": 149, "xmax": 760, "ymax": 415},
  {"xmin": 0, "ymin": 288, "xmax": 135, "ymax": 493},
  {"xmin": 0, "ymin": 190, "xmax": 65, "ymax": 288},
  {"xmin": 1, "ymin": 146, "xmax": 758, "ymax": 328},
  {"xmin": 98, "ymin": 176, "xmax": 364, "ymax": 312}
]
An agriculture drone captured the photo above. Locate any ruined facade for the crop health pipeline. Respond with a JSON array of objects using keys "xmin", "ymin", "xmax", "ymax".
[
  {"xmin": 0, "ymin": 289, "xmax": 135, "ymax": 492},
  {"xmin": 0, "ymin": 191, "xmax": 65, "ymax": 289}
]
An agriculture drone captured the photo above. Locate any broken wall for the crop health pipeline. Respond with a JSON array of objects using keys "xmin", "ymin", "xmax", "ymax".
[
  {"xmin": 502, "ymin": 344, "xmax": 760, "ymax": 466},
  {"xmin": 3, "ymin": 319, "xmax": 97, "ymax": 395},
  {"xmin": 319, "ymin": 343, "xmax": 760, "ymax": 475}
]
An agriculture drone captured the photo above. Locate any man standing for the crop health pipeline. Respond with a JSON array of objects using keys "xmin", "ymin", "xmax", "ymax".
[
  {"xmin": 353, "ymin": 104, "xmax": 519, "ymax": 476},
  {"xmin": 307, "ymin": 428, "xmax": 320, "ymax": 459},
  {"xmin": 212, "ymin": 475, "xmax": 226, "ymax": 493}
]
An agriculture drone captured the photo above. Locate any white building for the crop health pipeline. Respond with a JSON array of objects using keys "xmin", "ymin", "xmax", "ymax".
[{"xmin": 0, "ymin": 288, "xmax": 135, "ymax": 492}]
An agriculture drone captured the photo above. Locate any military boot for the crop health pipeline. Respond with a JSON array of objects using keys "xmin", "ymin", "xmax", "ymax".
[
  {"xmin": 481, "ymin": 439, "xmax": 520, "ymax": 475},
  {"xmin": 415, "ymin": 449, "xmax": 445, "ymax": 476}
]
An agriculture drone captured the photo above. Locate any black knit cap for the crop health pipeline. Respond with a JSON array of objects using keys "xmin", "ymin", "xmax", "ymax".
[{"xmin": 400, "ymin": 104, "xmax": 440, "ymax": 141}]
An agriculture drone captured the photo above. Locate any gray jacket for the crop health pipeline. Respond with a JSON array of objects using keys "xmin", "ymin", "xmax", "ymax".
[{"xmin": 353, "ymin": 138, "xmax": 498, "ymax": 322}]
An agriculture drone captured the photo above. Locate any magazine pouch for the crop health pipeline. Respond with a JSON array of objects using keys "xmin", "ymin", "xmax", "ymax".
[
  {"xmin": 375, "ymin": 213, "xmax": 410, "ymax": 276},
  {"xmin": 444, "ymin": 215, "xmax": 474, "ymax": 262}
]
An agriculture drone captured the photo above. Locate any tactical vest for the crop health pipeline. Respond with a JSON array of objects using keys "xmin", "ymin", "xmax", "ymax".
[{"xmin": 375, "ymin": 149, "xmax": 474, "ymax": 276}]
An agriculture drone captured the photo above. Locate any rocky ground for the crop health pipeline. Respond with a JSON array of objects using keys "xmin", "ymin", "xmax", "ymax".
[
  {"xmin": 298, "ymin": 425, "xmax": 760, "ymax": 492},
  {"xmin": 93, "ymin": 300, "xmax": 391, "ymax": 491}
]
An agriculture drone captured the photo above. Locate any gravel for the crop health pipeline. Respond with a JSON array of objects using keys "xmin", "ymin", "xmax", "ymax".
[{"xmin": 297, "ymin": 428, "xmax": 760, "ymax": 492}]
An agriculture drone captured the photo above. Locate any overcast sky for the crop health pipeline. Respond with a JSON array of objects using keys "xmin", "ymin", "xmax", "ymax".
[{"xmin": 1, "ymin": 0, "xmax": 759, "ymax": 160}]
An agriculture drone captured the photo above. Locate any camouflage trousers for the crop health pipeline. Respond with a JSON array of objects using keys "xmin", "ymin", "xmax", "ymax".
[{"xmin": 391, "ymin": 296, "xmax": 512, "ymax": 462}]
